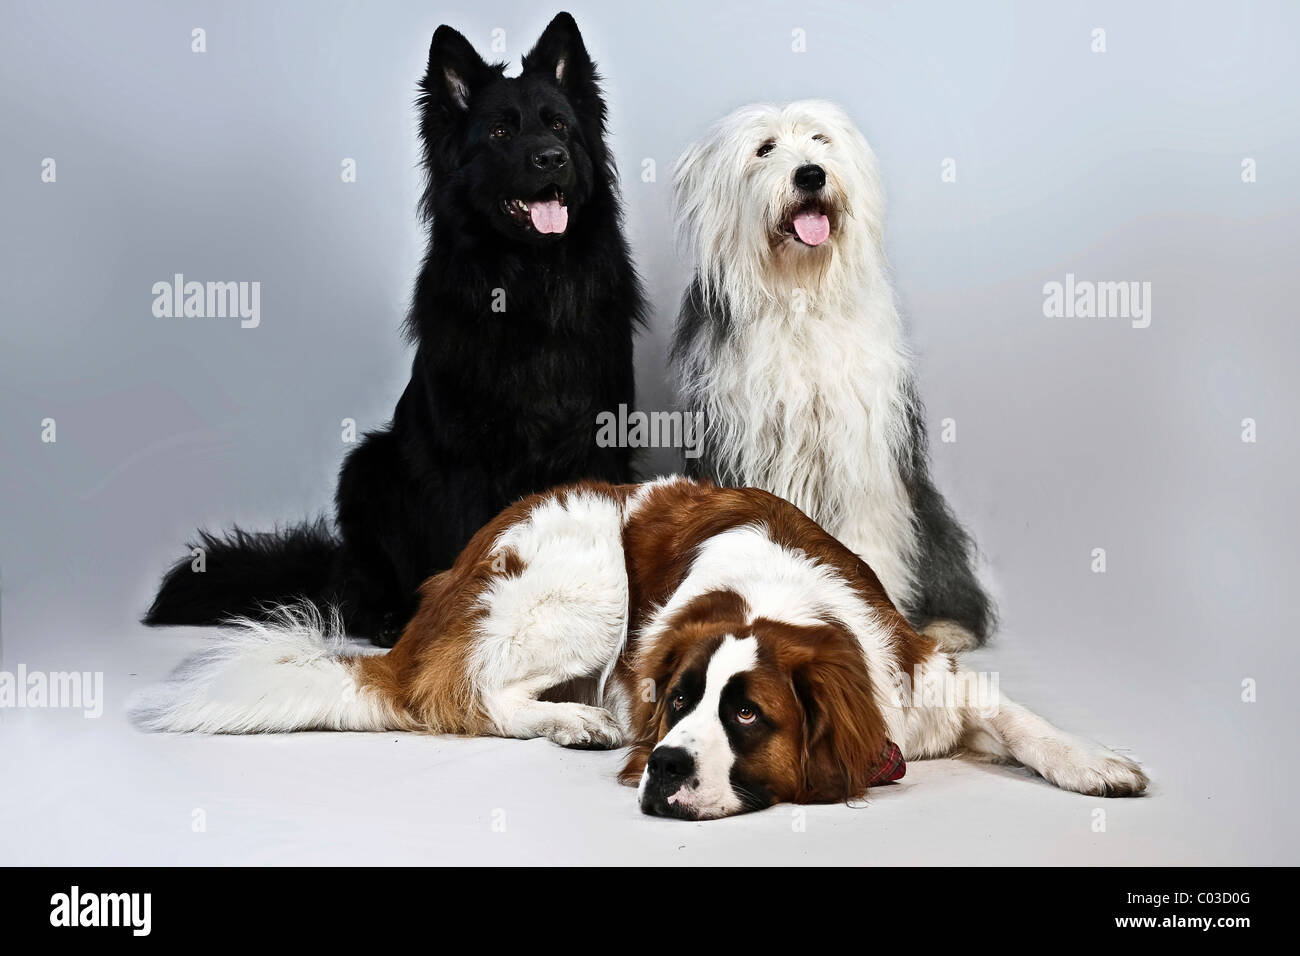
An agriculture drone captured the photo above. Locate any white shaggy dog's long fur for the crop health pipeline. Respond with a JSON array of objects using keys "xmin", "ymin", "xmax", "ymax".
[{"xmin": 671, "ymin": 100, "xmax": 994, "ymax": 650}]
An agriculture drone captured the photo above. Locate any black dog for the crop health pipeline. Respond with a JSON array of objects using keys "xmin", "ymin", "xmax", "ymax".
[{"xmin": 145, "ymin": 13, "xmax": 643, "ymax": 645}]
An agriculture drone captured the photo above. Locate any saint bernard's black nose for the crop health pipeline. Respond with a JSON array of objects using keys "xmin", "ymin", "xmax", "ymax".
[
  {"xmin": 647, "ymin": 746, "xmax": 695, "ymax": 786},
  {"xmin": 793, "ymin": 163, "xmax": 826, "ymax": 192}
]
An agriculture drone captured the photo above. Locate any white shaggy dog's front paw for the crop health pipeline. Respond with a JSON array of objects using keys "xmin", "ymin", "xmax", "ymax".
[{"xmin": 540, "ymin": 703, "xmax": 624, "ymax": 749}]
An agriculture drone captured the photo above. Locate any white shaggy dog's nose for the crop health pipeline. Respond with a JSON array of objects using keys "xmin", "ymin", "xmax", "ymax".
[{"xmin": 793, "ymin": 163, "xmax": 826, "ymax": 191}]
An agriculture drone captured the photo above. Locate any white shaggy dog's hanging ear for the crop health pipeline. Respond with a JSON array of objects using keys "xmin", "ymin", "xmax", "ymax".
[
  {"xmin": 672, "ymin": 104, "xmax": 784, "ymax": 306},
  {"xmin": 670, "ymin": 135, "xmax": 716, "ymax": 253}
]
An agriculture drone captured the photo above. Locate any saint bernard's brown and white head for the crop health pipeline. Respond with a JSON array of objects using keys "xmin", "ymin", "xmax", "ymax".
[{"xmin": 619, "ymin": 590, "xmax": 891, "ymax": 821}]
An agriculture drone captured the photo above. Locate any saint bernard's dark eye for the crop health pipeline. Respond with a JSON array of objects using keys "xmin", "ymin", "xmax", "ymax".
[
  {"xmin": 756, "ymin": 140, "xmax": 776, "ymax": 158},
  {"xmin": 812, "ymin": 133, "xmax": 830, "ymax": 144},
  {"xmin": 736, "ymin": 705, "xmax": 757, "ymax": 725},
  {"xmin": 671, "ymin": 693, "xmax": 688, "ymax": 712}
]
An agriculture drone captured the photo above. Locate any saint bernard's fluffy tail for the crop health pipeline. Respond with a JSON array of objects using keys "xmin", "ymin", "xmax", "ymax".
[{"xmin": 128, "ymin": 603, "xmax": 405, "ymax": 734}]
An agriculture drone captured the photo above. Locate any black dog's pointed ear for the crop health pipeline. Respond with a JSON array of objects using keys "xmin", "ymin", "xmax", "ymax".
[
  {"xmin": 521, "ymin": 12, "xmax": 598, "ymax": 99},
  {"xmin": 422, "ymin": 24, "xmax": 492, "ymax": 113}
]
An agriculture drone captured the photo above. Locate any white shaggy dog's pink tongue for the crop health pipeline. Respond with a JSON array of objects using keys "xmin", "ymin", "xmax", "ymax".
[
  {"xmin": 793, "ymin": 209, "xmax": 830, "ymax": 246},
  {"xmin": 529, "ymin": 199, "xmax": 568, "ymax": 234}
]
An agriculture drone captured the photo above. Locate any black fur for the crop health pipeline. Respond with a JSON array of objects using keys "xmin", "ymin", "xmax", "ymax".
[{"xmin": 145, "ymin": 13, "xmax": 643, "ymax": 645}]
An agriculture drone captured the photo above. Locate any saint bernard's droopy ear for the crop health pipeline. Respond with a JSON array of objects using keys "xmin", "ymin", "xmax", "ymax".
[
  {"xmin": 618, "ymin": 632, "xmax": 679, "ymax": 787},
  {"xmin": 789, "ymin": 630, "xmax": 888, "ymax": 803}
]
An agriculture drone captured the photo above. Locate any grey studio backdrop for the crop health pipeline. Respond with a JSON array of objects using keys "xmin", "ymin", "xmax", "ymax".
[{"xmin": 1, "ymin": 0, "xmax": 1297, "ymax": 865}]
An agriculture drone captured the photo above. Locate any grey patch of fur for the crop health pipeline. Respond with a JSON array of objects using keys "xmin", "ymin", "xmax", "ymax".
[
  {"xmin": 896, "ymin": 378, "xmax": 995, "ymax": 643},
  {"xmin": 672, "ymin": 279, "xmax": 994, "ymax": 645},
  {"xmin": 671, "ymin": 278, "xmax": 728, "ymax": 483}
]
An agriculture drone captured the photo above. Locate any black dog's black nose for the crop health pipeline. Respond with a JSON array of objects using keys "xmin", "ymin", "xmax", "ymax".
[
  {"xmin": 531, "ymin": 146, "xmax": 569, "ymax": 171},
  {"xmin": 793, "ymin": 163, "xmax": 826, "ymax": 192},
  {"xmin": 647, "ymin": 746, "xmax": 695, "ymax": 784}
]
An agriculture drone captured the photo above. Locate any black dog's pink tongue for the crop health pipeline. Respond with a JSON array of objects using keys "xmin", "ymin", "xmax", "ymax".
[{"xmin": 529, "ymin": 199, "xmax": 569, "ymax": 234}]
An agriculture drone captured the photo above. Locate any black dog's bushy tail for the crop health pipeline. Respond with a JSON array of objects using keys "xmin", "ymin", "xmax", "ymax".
[{"xmin": 142, "ymin": 519, "xmax": 341, "ymax": 628}]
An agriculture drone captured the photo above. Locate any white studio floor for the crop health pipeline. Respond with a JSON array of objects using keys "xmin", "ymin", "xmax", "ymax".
[{"xmin": 2, "ymin": 618, "xmax": 1289, "ymax": 867}]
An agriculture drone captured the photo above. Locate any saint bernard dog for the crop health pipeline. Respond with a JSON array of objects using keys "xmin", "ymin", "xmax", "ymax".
[{"xmin": 132, "ymin": 477, "xmax": 1147, "ymax": 819}]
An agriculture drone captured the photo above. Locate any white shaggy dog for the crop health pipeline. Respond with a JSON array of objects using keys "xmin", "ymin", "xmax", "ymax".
[{"xmin": 671, "ymin": 100, "xmax": 991, "ymax": 651}]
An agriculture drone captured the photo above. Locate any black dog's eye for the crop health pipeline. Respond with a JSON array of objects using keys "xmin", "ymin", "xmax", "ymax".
[
  {"xmin": 490, "ymin": 124, "xmax": 510, "ymax": 139},
  {"xmin": 551, "ymin": 117, "xmax": 567, "ymax": 133},
  {"xmin": 756, "ymin": 140, "xmax": 776, "ymax": 158},
  {"xmin": 812, "ymin": 133, "xmax": 830, "ymax": 144}
]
